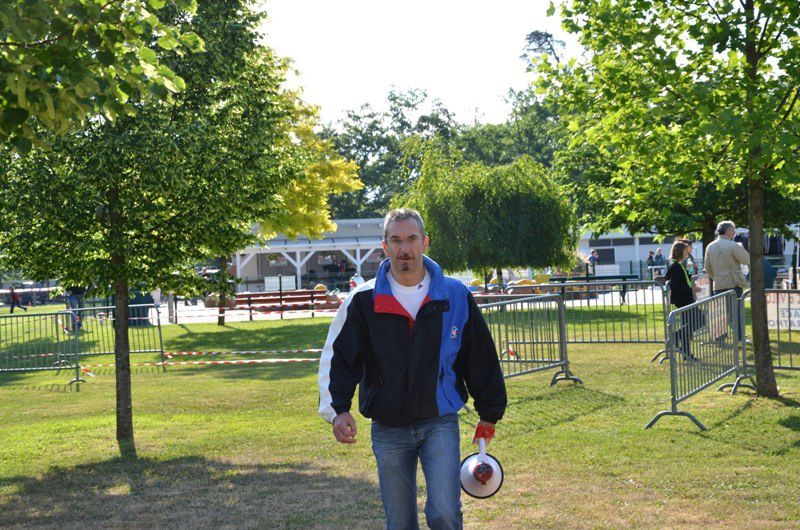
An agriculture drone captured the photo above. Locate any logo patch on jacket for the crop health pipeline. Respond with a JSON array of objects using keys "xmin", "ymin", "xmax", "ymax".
[{"xmin": 450, "ymin": 325, "xmax": 460, "ymax": 339}]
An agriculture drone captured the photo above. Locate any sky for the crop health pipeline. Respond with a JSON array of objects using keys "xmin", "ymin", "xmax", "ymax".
[{"xmin": 258, "ymin": 1, "xmax": 579, "ymax": 126}]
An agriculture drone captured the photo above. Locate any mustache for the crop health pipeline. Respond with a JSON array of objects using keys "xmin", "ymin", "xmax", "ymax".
[{"xmin": 396, "ymin": 253, "xmax": 414, "ymax": 259}]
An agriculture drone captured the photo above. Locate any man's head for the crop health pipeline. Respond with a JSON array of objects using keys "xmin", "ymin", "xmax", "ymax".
[
  {"xmin": 717, "ymin": 220, "xmax": 736, "ymax": 239},
  {"xmin": 656, "ymin": 248, "xmax": 663, "ymax": 255},
  {"xmin": 591, "ymin": 250, "xmax": 598, "ymax": 257},
  {"xmin": 382, "ymin": 208, "xmax": 429, "ymax": 277}
]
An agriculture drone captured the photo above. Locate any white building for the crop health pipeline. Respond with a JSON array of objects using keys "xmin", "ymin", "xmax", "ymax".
[{"xmin": 234, "ymin": 220, "xmax": 797, "ymax": 290}]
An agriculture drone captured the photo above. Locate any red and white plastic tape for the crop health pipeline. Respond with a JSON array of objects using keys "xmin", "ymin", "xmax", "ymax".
[
  {"xmin": 165, "ymin": 349, "xmax": 321, "ymax": 359},
  {"xmin": 80, "ymin": 356, "xmax": 320, "ymax": 370}
]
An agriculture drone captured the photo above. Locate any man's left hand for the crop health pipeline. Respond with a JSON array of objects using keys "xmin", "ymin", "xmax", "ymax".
[{"xmin": 472, "ymin": 420, "xmax": 496, "ymax": 445}]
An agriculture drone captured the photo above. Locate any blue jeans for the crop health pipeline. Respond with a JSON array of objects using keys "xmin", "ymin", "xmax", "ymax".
[{"xmin": 371, "ymin": 414, "xmax": 462, "ymax": 530}]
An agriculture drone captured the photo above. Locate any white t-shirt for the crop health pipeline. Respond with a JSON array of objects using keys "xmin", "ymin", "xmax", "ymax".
[{"xmin": 388, "ymin": 270, "xmax": 430, "ymax": 320}]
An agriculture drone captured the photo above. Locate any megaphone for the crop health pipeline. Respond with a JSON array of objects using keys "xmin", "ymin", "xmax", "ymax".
[{"xmin": 460, "ymin": 438, "xmax": 503, "ymax": 499}]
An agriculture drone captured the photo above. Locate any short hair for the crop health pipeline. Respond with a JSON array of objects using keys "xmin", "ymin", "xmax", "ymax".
[
  {"xmin": 717, "ymin": 221, "xmax": 735, "ymax": 236},
  {"xmin": 670, "ymin": 241, "xmax": 689, "ymax": 261},
  {"xmin": 383, "ymin": 208, "xmax": 425, "ymax": 240}
]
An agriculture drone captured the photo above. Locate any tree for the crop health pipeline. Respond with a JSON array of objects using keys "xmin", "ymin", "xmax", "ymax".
[
  {"xmin": 537, "ymin": 0, "xmax": 800, "ymax": 397},
  {"xmin": 324, "ymin": 89, "xmax": 458, "ymax": 218},
  {"xmin": 0, "ymin": 0, "xmax": 358, "ymax": 458},
  {"xmin": 551, "ymin": 124, "xmax": 800, "ymax": 251},
  {"xmin": 0, "ymin": 0, "xmax": 204, "ymax": 151},
  {"xmin": 400, "ymin": 145, "xmax": 577, "ymax": 285},
  {"xmin": 458, "ymin": 89, "xmax": 558, "ymax": 168}
]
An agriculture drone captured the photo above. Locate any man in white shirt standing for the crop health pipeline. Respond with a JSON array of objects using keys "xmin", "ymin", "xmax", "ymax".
[{"xmin": 318, "ymin": 208, "xmax": 507, "ymax": 529}]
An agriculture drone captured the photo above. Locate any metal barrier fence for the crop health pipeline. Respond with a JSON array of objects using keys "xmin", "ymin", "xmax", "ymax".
[
  {"xmin": 646, "ymin": 291, "xmax": 741, "ymax": 431},
  {"xmin": 728, "ymin": 290, "xmax": 800, "ymax": 393},
  {"xmin": 762, "ymin": 289, "xmax": 800, "ymax": 371},
  {"xmin": 505, "ymin": 280, "xmax": 669, "ymax": 345},
  {"xmin": 0, "ymin": 310, "xmax": 84, "ymax": 386},
  {"xmin": 70, "ymin": 305, "xmax": 165, "ymax": 363},
  {"xmin": 478, "ymin": 294, "xmax": 582, "ymax": 385},
  {"xmin": 0, "ymin": 304, "xmax": 164, "ymax": 385}
]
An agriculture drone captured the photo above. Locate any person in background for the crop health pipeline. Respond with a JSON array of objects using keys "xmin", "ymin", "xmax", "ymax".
[
  {"xmin": 678, "ymin": 239, "xmax": 697, "ymax": 275},
  {"xmin": 706, "ymin": 221, "xmax": 749, "ymax": 297},
  {"xmin": 646, "ymin": 250, "xmax": 655, "ymax": 267},
  {"xmin": 653, "ymin": 248, "xmax": 666, "ymax": 266},
  {"xmin": 588, "ymin": 250, "xmax": 599, "ymax": 275},
  {"xmin": 706, "ymin": 221, "xmax": 750, "ymax": 341},
  {"xmin": 8, "ymin": 286, "xmax": 27, "ymax": 313},
  {"xmin": 665, "ymin": 241, "xmax": 703, "ymax": 361}
]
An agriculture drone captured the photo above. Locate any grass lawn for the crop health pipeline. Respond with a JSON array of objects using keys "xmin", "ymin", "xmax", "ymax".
[{"xmin": 1, "ymin": 315, "xmax": 799, "ymax": 529}]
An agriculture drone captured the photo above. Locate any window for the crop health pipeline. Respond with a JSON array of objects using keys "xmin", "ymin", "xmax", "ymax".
[{"xmin": 596, "ymin": 248, "xmax": 615, "ymax": 263}]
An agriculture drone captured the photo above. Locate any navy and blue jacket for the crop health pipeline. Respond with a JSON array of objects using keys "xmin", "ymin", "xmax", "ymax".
[{"xmin": 318, "ymin": 256, "xmax": 506, "ymax": 427}]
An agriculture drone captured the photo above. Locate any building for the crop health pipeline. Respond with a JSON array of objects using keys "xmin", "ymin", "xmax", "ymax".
[
  {"xmin": 234, "ymin": 219, "xmax": 385, "ymax": 291},
  {"xmin": 234, "ymin": 220, "xmax": 798, "ymax": 291}
]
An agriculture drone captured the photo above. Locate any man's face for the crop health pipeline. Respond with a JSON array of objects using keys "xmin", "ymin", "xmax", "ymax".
[
  {"xmin": 726, "ymin": 227, "xmax": 736, "ymax": 239},
  {"xmin": 656, "ymin": 249, "xmax": 662, "ymax": 255},
  {"xmin": 382, "ymin": 218, "xmax": 429, "ymax": 275}
]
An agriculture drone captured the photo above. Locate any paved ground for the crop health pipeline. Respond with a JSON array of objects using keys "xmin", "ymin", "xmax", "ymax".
[{"xmin": 155, "ymin": 301, "xmax": 337, "ymax": 325}]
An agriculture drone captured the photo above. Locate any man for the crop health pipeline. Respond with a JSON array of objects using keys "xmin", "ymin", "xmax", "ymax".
[
  {"xmin": 705, "ymin": 221, "xmax": 750, "ymax": 298},
  {"xmin": 8, "ymin": 286, "xmax": 27, "ymax": 313},
  {"xmin": 705, "ymin": 221, "xmax": 750, "ymax": 340},
  {"xmin": 318, "ymin": 208, "xmax": 507, "ymax": 530}
]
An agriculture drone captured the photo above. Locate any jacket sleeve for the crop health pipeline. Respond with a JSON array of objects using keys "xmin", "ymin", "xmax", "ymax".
[
  {"xmin": 734, "ymin": 243, "xmax": 750, "ymax": 266},
  {"xmin": 459, "ymin": 291, "xmax": 507, "ymax": 423},
  {"xmin": 318, "ymin": 292, "xmax": 367, "ymax": 423}
]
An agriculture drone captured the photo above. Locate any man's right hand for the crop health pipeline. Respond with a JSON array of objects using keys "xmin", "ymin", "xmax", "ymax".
[{"xmin": 332, "ymin": 412, "xmax": 357, "ymax": 444}]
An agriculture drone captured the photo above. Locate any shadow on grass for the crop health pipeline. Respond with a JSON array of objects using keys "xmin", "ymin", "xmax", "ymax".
[
  {"xmin": 163, "ymin": 361, "xmax": 317, "ymax": 382},
  {"xmin": 468, "ymin": 385, "xmax": 625, "ymax": 434},
  {"xmin": 0, "ymin": 366, "xmax": 80, "ymax": 388},
  {"xmin": 0, "ymin": 456, "xmax": 383, "ymax": 529}
]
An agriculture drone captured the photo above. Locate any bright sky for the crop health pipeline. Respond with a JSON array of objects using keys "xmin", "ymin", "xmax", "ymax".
[{"xmin": 258, "ymin": 1, "xmax": 579, "ymax": 126}]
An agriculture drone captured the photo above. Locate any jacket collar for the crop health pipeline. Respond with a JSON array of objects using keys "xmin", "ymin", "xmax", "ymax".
[{"xmin": 373, "ymin": 256, "xmax": 447, "ymax": 318}]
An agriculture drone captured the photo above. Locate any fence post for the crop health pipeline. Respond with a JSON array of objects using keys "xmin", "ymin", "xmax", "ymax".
[
  {"xmin": 650, "ymin": 281, "xmax": 670, "ymax": 363},
  {"xmin": 248, "ymin": 294, "xmax": 253, "ymax": 321},
  {"xmin": 155, "ymin": 304, "xmax": 166, "ymax": 372},
  {"xmin": 279, "ymin": 274, "xmax": 284, "ymax": 320},
  {"xmin": 549, "ymin": 296, "xmax": 583, "ymax": 386},
  {"xmin": 719, "ymin": 290, "xmax": 756, "ymax": 394},
  {"xmin": 310, "ymin": 290, "xmax": 315, "ymax": 319}
]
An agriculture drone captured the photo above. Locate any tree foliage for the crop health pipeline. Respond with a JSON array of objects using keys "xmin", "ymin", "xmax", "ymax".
[
  {"xmin": 537, "ymin": 0, "xmax": 800, "ymax": 397},
  {"xmin": 0, "ymin": 0, "xmax": 358, "ymax": 456},
  {"xmin": 458, "ymin": 89, "xmax": 557, "ymax": 168},
  {"xmin": 0, "ymin": 0, "xmax": 204, "ymax": 151},
  {"xmin": 324, "ymin": 89, "xmax": 457, "ymax": 218},
  {"xmin": 399, "ymin": 145, "xmax": 577, "ymax": 279}
]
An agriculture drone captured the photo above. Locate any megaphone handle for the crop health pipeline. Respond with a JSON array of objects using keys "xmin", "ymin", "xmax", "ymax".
[{"xmin": 478, "ymin": 438, "xmax": 486, "ymax": 461}]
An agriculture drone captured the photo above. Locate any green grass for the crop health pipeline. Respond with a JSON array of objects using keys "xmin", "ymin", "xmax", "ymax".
[{"xmin": 1, "ymin": 316, "xmax": 800, "ymax": 528}]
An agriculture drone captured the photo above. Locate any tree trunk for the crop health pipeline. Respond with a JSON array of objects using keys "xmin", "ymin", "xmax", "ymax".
[
  {"xmin": 743, "ymin": 0, "xmax": 779, "ymax": 398},
  {"xmin": 747, "ymin": 175, "xmax": 779, "ymax": 397},
  {"xmin": 217, "ymin": 256, "xmax": 228, "ymax": 326},
  {"xmin": 218, "ymin": 302, "xmax": 226, "ymax": 326},
  {"xmin": 113, "ymin": 273, "xmax": 137, "ymax": 459},
  {"xmin": 496, "ymin": 267, "xmax": 504, "ymax": 293},
  {"xmin": 701, "ymin": 216, "xmax": 716, "ymax": 259}
]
